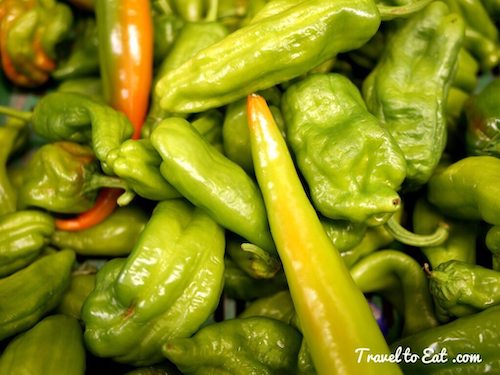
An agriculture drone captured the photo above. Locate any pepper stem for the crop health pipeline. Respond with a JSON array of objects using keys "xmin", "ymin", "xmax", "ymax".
[
  {"xmin": 377, "ymin": 0, "xmax": 434, "ymax": 21},
  {"xmin": 0, "ymin": 106, "xmax": 33, "ymax": 122},
  {"xmin": 384, "ymin": 215, "xmax": 449, "ymax": 247},
  {"xmin": 205, "ymin": 0, "xmax": 219, "ymax": 22}
]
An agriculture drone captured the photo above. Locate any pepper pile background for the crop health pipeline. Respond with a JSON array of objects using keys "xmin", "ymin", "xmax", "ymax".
[{"xmin": 0, "ymin": 0, "xmax": 499, "ymax": 374}]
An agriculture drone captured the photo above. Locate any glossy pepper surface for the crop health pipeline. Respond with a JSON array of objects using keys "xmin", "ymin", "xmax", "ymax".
[
  {"xmin": 150, "ymin": 117, "xmax": 276, "ymax": 255},
  {"xmin": 0, "ymin": 210, "xmax": 55, "ymax": 277},
  {"xmin": 51, "ymin": 206, "xmax": 149, "ymax": 256},
  {"xmin": 56, "ymin": 272, "xmax": 96, "ymax": 320},
  {"xmin": 0, "ymin": 0, "xmax": 73, "ymax": 87},
  {"xmin": 82, "ymin": 199, "xmax": 225, "ymax": 365},
  {"xmin": 391, "ymin": 305, "xmax": 500, "ymax": 374},
  {"xmin": 0, "ymin": 249, "xmax": 75, "ymax": 340},
  {"xmin": 362, "ymin": 1, "xmax": 465, "ymax": 189},
  {"xmin": 0, "ymin": 314, "xmax": 86, "ymax": 375},
  {"xmin": 18, "ymin": 141, "xmax": 127, "ymax": 214},
  {"xmin": 282, "ymin": 73, "xmax": 406, "ymax": 225},
  {"xmin": 247, "ymin": 94, "xmax": 400, "ymax": 375},
  {"xmin": 163, "ymin": 316, "xmax": 302, "ymax": 375}
]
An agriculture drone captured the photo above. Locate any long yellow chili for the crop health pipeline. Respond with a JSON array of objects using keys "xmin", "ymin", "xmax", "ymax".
[{"xmin": 246, "ymin": 93, "xmax": 402, "ymax": 375}]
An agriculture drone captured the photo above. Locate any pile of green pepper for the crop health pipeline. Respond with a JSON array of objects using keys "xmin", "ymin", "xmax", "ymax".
[{"xmin": 0, "ymin": 0, "xmax": 499, "ymax": 374}]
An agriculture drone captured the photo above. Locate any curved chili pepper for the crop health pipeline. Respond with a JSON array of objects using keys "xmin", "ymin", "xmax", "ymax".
[{"xmin": 246, "ymin": 93, "xmax": 400, "ymax": 375}]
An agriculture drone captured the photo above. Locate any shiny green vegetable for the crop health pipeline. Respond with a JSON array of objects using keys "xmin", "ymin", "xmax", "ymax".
[
  {"xmin": 82, "ymin": 199, "xmax": 225, "ymax": 365},
  {"xmin": 363, "ymin": 1, "xmax": 465, "ymax": 189},
  {"xmin": 0, "ymin": 210, "xmax": 55, "ymax": 277},
  {"xmin": 0, "ymin": 249, "xmax": 75, "ymax": 340},
  {"xmin": 56, "ymin": 272, "xmax": 96, "ymax": 320}
]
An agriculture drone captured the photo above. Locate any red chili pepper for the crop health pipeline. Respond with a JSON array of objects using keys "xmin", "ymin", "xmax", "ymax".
[{"xmin": 55, "ymin": 0, "xmax": 153, "ymax": 231}]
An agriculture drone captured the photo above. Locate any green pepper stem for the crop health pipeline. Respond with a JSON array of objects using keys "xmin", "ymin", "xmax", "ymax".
[
  {"xmin": 377, "ymin": 0, "xmax": 434, "ymax": 21},
  {"xmin": 0, "ymin": 106, "xmax": 33, "ymax": 122},
  {"xmin": 384, "ymin": 215, "xmax": 449, "ymax": 247},
  {"xmin": 86, "ymin": 175, "xmax": 131, "ymax": 197},
  {"xmin": 205, "ymin": 0, "xmax": 219, "ymax": 22}
]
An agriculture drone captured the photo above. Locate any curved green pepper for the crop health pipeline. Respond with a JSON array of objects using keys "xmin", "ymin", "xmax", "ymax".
[
  {"xmin": 0, "ymin": 314, "xmax": 86, "ymax": 375},
  {"xmin": 0, "ymin": 249, "xmax": 75, "ymax": 341},
  {"xmin": 163, "ymin": 316, "xmax": 302, "ymax": 375},
  {"xmin": 150, "ymin": 117, "xmax": 276, "ymax": 255},
  {"xmin": 464, "ymin": 78, "xmax": 500, "ymax": 158},
  {"xmin": 349, "ymin": 250, "xmax": 438, "ymax": 337},
  {"xmin": 362, "ymin": 1, "xmax": 465, "ymax": 189},
  {"xmin": 282, "ymin": 72, "xmax": 406, "ymax": 225},
  {"xmin": 82, "ymin": 199, "xmax": 225, "ymax": 365},
  {"xmin": 428, "ymin": 260, "xmax": 500, "ymax": 318},
  {"xmin": 18, "ymin": 141, "xmax": 128, "ymax": 214},
  {"xmin": 56, "ymin": 272, "xmax": 96, "ymax": 320},
  {"xmin": 427, "ymin": 156, "xmax": 500, "ymax": 226},
  {"xmin": 51, "ymin": 206, "xmax": 149, "ymax": 256},
  {"xmin": 391, "ymin": 305, "xmax": 500, "ymax": 374},
  {"xmin": 0, "ymin": 210, "xmax": 55, "ymax": 277}
]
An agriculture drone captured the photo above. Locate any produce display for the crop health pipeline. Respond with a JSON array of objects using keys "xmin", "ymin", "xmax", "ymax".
[{"xmin": 0, "ymin": 0, "xmax": 499, "ymax": 374}]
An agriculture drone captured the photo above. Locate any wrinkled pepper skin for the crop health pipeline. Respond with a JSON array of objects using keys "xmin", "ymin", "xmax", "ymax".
[
  {"xmin": 150, "ymin": 117, "xmax": 276, "ymax": 255},
  {"xmin": 390, "ymin": 306, "xmax": 500, "ymax": 374},
  {"xmin": 29, "ymin": 91, "xmax": 134, "ymax": 174},
  {"xmin": 427, "ymin": 156, "xmax": 500, "ymax": 226},
  {"xmin": 0, "ymin": 314, "xmax": 86, "ymax": 375},
  {"xmin": 163, "ymin": 316, "xmax": 302, "ymax": 375},
  {"xmin": 282, "ymin": 73, "xmax": 406, "ymax": 225},
  {"xmin": 56, "ymin": 273, "xmax": 96, "ymax": 320},
  {"xmin": 51, "ymin": 206, "xmax": 149, "ymax": 256},
  {"xmin": 429, "ymin": 260, "xmax": 500, "ymax": 318},
  {"xmin": 349, "ymin": 250, "xmax": 439, "ymax": 337},
  {"xmin": 0, "ymin": 121, "xmax": 28, "ymax": 215},
  {"xmin": 155, "ymin": 0, "xmax": 381, "ymax": 113},
  {"xmin": 0, "ymin": 249, "xmax": 75, "ymax": 340},
  {"xmin": 0, "ymin": 0, "xmax": 73, "ymax": 87},
  {"xmin": 18, "ymin": 141, "xmax": 126, "ymax": 214},
  {"xmin": 82, "ymin": 199, "xmax": 225, "ymax": 365},
  {"xmin": 362, "ymin": 1, "xmax": 465, "ymax": 189},
  {"xmin": 0, "ymin": 210, "xmax": 55, "ymax": 277},
  {"xmin": 464, "ymin": 78, "xmax": 500, "ymax": 158},
  {"xmin": 107, "ymin": 139, "xmax": 181, "ymax": 201}
]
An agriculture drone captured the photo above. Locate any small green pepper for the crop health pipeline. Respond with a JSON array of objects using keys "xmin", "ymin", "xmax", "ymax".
[
  {"xmin": 51, "ymin": 206, "xmax": 149, "ymax": 256},
  {"xmin": 56, "ymin": 272, "xmax": 96, "ymax": 320},
  {"xmin": 0, "ymin": 210, "xmax": 55, "ymax": 277},
  {"xmin": 82, "ymin": 199, "xmax": 225, "ymax": 365},
  {"xmin": 18, "ymin": 141, "xmax": 128, "ymax": 214},
  {"xmin": 0, "ymin": 249, "xmax": 75, "ymax": 341},
  {"xmin": 150, "ymin": 117, "xmax": 276, "ymax": 255},
  {"xmin": 428, "ymin": 260, "xmax": 500, "ymax": 318},
  {"xmin": 0, "ymin": 314, "xmax": 86, "ymax": 375},
  {"xmin": 362, "ymin": 1, "xmax": 465, "ymax": 189},
  {"xmin": 391, "ymin": 305, "xmax": 500, "ymax": 374},
  {"xmin": 163, "ymin": 316, "xmax": 302, "ymax": 375}
]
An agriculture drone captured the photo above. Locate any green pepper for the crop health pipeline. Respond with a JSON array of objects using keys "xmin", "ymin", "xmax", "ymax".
[
  {"xmin": 51, "ymin": 16, "xmax": 100, "ymax": 80},
  {"xmin": 486, "ymin": 225, "xmax": 500, "ymax": 271},
  {"xmin": 362, "ymin": 1, "xmax": 465, "ymax": 189},
  {"xmin": 282, "ymin": 72, "xmax": 406, "ymax": 225},
  {"xmin": 0, "ymin": 210, "xmax": 55, "ymax": 277},
  {"xmin": 107, "ymin": 139, "xmax": 181, "ymax": 201},
  {"xmin": 51, "ymin": 206, "xmax": 149, "ymax": 256},
  {"xmin": 427, "ymin": 156, "xmax": 500, "ymax": 226},
  {"xmin": 350, "ymin": 250, "xmax": 438, "ymax": 337},
  {"xmin": 18, "ymin": 141, "xmax": 128, "ymax": 214},
  {"xmin": 391, "ymin": 305, "xmax": 500, "ymax": 374},
  {"xmin": 150, "ymin": 117, "xmax": 276, "ymax": 255},
  {"xmin": 0, "ymin": 91, "xmax": 134, "ymax": 175},
  {"xmin": 56, "ymin": 272, "xmax": 96, "ymax": 320},
  {"xmin": 453, "ymin": 48, "xmax": 480, "ymax": 93},
  {"xmin": 428, "ymin": 260, "xmax": 500, "ymax": 318},
  {"xmin": 155, "ymin": 0, "xmax": 430, "ymax": 114},
  {"xmin": 144, "ymin": 20, "xmax": 229, "ymax": 136},
  {"xmin": 0, "ymin": 249, "xmax": 75, "ymax": 340},
  {"xmin": 320, "ymin": 218, "xmax": 367, "ymax": 255},
  {"xmin": 151, "ymin": 3, "xmax": 184, "ymax": 66},
  {"xmin": 190, "ymin": 109, "xmax": 225, "ymax": 152},
  {"xmin": 223, "ymin": 257, "xmax": 288, "ymax": 301},
  {"xmin": 464, "ymin": 78, "xmax": 500, "ymax": 158},
  {"xmin": 163, "ymin": 316, "xmax": 302, "ymax": 375},
  {"xmin": 82, "ymin": 199, "xmax": 225, "ymax": 365},
  {"xmin": 247, "ymin": 93, "xmax": 400, "ymax": 374},
  {"xmin": 56, "ymin": 77, "xmax": 104, "ymax": 102},
  {"xmin": 0, "ymin": 314, "xmax": 86, "ymax": 375},
  {"xmin": 0, "ymin": 0, "xmax": 73, "ymax": 87},
  {"xmin": 239, "ymin": 290, "xmax": 296, "ymax": 325},
  {"xmin": 0, "ymin": 120, "xmax": 29, "ymax": 216},
  {"xmin": 167, "ymin": 0, "xmax": 219, "ymax": 22}
]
